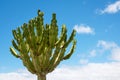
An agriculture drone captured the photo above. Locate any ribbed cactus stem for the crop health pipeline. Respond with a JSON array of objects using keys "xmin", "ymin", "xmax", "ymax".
[
  {"xmin": 38, "ymin": 74, "xmax": 46, "ymax": 80},
  {"xmin": 10, "ymin": 10, "xmax": 76, "ymax": 80}
]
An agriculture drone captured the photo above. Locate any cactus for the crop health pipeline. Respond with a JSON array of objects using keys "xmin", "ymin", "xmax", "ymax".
[{"xmin": 10, "ymin": 10, "xmax": 76, "ymax": 80}]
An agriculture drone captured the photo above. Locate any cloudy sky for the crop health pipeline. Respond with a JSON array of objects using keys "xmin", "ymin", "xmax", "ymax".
[{"xmin": 0, "ymin": 0, "xmax": 120, "ymax": 80}]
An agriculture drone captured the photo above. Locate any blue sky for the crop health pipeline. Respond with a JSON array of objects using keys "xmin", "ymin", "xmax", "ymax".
[{"xmin": 1, "ymin": 0, "xmax": 120, "ymax": 80}]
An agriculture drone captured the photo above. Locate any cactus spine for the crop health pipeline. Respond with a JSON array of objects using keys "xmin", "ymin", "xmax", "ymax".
[{"xmin": 10, "ymin": 10, "xmax": 76, "ymax": 80}]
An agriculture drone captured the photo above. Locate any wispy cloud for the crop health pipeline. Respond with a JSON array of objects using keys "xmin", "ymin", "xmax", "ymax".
[
  {"xmin": 1, "ymin": 62, "xmax": 120, "ymax": 80},
  {"xmin": 89, "ymin": 40, "xmax": 120, "ymax": 61},
  {"xmin": 90, "ymin": 49, "xmax": 96, "ymax": 57},
  {"xmin": 74, "ymin": 24, "xmax": 95, "ymax": 35},
  {"xmin": 100, "ymin": 0, "xmax": 120, "ymax": 14},
  {"xmin": 97, "ymin": 40, "xmax": 117, "ymax": 50}
]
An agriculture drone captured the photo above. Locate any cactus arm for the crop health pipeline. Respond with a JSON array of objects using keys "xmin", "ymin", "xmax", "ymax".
[
  {"xmin": 55, "ymin": 25, "xmax": 67, "ymax": 46},
  {"xmin": 47, "ymin": 45, "xmax": 61, "ymax": 72},
  {"xmin": 49, "ymin": 13, "xmax": 58, "ymax": 47},
  {"xmin": 10, "ymin": 47, "xmax": 20, "ymax": 58},
  {"xmin": 12, "ymin": 30, "xmax": 18, "ymax": 41},
  {"xmin": 30, "ymin": 53, "xmax": 41, "ymax": 73},
  {"xmin": 62, "ymin": 29, "xmax": 76, "ymax": 48},
  {"xmin": 36, "ymin": 10, "xmax": 44, "ymax": 41},
  {"xmin": 18, "ymin": 40, "xmax": 37, "ymax": 74},
  {"xmin": 24, "ymin": 61, "xmax": 36, "ymax": 74},
  {"xmin": 53, "ymin": 48, "xmax": 66, "ymax": 67},
  {"xmin": 12, "ymin": 40, "xmax": 20, "ymax": 51},
  {"xmin": 22, "ymin": 52, "xmax": 36, "ymax": 74},
  {"xmin": 36, "ymin": 25, "xmax": 44, "ymax": 56},
  {"xmin": 63, "ymin": 40, "xmax": 76, "ymax": 60}
]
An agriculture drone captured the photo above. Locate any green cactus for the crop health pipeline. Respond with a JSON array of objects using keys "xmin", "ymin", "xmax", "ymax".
[{"xmin": 10, "ymin": 10, "xmax": 76, "ymax": 80}]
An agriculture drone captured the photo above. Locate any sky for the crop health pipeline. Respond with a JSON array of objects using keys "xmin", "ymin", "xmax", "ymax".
[{"xmin": 0, "ymin": 0, "xmax": 120, "ymax": 80}]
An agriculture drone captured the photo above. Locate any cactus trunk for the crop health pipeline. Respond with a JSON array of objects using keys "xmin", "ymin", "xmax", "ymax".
[{"xmin": 37, "ymin": 74, "xmax": 46, "ymax": 80}]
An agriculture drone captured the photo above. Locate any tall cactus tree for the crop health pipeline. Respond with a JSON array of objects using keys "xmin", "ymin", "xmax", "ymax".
[{"xmin": 10, "ymin": 10, "xmax": 76, "ymax": 80}]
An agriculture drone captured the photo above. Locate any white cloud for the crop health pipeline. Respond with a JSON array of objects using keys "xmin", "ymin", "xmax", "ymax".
[
  {"xmin": 1, "ymin": 62, "xmax": 120, "ymax": 80},
  {"xmin": 48, "ymin": 62, "xmax": 120, "ymax": 80},
  {"xmin": 101, "ymin": 0, "xmax": 120, "ymax": 14},
  {"xmin": 111, "ymin": 47, "xmax": 120, "ymax": 61},
  {"xmin": 74, "ymin": 24, "xmax": 95, "ymax": 34},
  {"xmin": 0, "ymin": 70, "xmax": 36, "ymax": 80}
]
